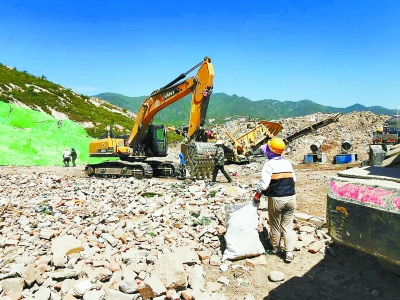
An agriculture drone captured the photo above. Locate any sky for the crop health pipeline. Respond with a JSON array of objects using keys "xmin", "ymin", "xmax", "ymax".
[{"xmin": 1, "ymin": 0, "xmax": 400, "ymax": 109}]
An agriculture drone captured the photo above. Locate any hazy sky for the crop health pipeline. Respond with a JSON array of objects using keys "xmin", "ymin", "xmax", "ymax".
[{"xmin": 1, "ymin": 0, "xmax": 400, "ymax": 109}]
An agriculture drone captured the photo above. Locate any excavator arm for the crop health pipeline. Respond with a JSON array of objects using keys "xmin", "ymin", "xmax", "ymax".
[
  {"xmin": 128, "ymin": 57, "xmax": 214, "ymax": 149},
  {"xmin": 89, "ymin": 57, "xmax": 214, "ymax": 159}
]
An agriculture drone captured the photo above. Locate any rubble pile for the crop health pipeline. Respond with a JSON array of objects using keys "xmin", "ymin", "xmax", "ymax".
[
  {"xmin": 276, "ymin": 111, "xmax": 389, "ymax": 163},
  {"xmin": 0, "ymin": 171, "xmax": 329, "ymax": 300},
  {"xmin": 214, "ymin": 112, "xmax": 390, "ymax": 164}
]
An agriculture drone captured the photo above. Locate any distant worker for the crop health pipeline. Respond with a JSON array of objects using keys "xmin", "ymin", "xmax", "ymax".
[
  {"xmin": 63, "ymin": 148, "xmax": 71, "ymax": 167},
  {"xmin": 253, "ymin": 138, "xmax": 296, "ymax": 263},
  {"xmin": 211, "ymin": 140, "xmax": 232, "ymax": 184},
  {"xmin": 71, "ymin": 148, "xmax": 78, "ymax": 167},
  {"xmin": 178, "ymin": 152, "xmax": 186, "ymax": 178}
]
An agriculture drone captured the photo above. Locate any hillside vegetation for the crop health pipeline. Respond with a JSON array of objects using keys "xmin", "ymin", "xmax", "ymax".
[{"xmin": 0, "ymin": 64, "xmax": 135, "ymax": 137}]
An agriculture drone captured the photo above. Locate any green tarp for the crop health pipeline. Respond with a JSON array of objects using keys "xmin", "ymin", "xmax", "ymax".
[{"xmin": 0, "ymin": 102, "xmax": 117, "ymax": 166}]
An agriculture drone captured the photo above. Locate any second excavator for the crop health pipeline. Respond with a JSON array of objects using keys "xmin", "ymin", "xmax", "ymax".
[{"xmin": 85, "ymin": 57, "xmax": 214, "ymax": 179}]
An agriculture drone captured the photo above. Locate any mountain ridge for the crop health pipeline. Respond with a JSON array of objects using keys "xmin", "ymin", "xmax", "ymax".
[{"xmin": 95, "ymin": 92, "xmax": 397, "ymax": 125}]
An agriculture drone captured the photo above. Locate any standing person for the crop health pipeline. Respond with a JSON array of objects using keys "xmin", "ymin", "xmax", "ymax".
[
  {"xmin": 178, "ymin": 152, "xmax": 186, "ymax": 178},
  {"xmin": 211, "ymin": 140, "xmax": 232, "ymax": 184},
  {"xmin": 71, "ymin": 148, "xmax": 78, "ymax": 167},
  {"xmin": 253, "ymin": 138, "xmax": 296, "ymax": 263},
  {"xmin": 62, "ymin": 148, "xmax": 71, "ymax": 167}
]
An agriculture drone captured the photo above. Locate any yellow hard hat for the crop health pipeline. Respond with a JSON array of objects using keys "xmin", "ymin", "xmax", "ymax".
[{"xmin": 268, "ymin": 138, "xmax": 285, "ymax": 154}]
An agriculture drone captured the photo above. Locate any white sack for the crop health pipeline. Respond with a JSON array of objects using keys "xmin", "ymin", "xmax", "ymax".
[{"xmin": 222, "ymin": 200, "xmax": 265, "ymax": 261}]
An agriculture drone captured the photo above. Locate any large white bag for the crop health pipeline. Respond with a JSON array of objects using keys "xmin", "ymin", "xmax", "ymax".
[{"xmin": 222, "ymin": 200, "xmax": 265, "ymax": 261}]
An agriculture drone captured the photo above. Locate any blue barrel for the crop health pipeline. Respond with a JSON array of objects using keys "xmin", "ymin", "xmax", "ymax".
[{"xmin": 335, "ymin": 154, "xmax": 352, "ymax": 164}]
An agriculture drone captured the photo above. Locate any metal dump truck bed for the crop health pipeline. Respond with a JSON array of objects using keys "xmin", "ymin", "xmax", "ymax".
[{"xmin": 326, "ymin": 166, "xmax": 400, "ymax": 267}]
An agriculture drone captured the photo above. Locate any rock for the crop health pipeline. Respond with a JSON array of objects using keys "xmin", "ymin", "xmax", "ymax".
[
  {"xmin": 181, "ymin": 288, "xmax": 194, "ymax": 300},
  {"xmin": 268, "ymin": 271, "xmax": 286, "ymax": 282},
  {"xmin": 196, "ymin": 250, "xmax": 212, "ymax": 261},
  {"xmin": 119, "ymin": 278, "xmax": 138, "ymax": 294},
  {"xmin": 21, "ymin": 264, "xmax": 38, "ymax": 286},
  {"xmin": 299, "ymin": 225, "xmax": 315, "ymax": 233},
  {"xmin": 219, "ymin": 264, "xmax": 229, "ymax": 272},
  {"xmin": 72, "ymin": 279, "xmax": 92, "ymax": 296},
  {"xmin": 33, "ymin": 287, "xmax": 51, "ymax": 300},
  {"xmin": 294, "ymin": 212, "xmax": 325, "ymax": 227},
  {"xmin": 187, "ymin": 265, "xmax": 205, "ymax": 291},
  {"xmin": 109, "ymin": 261, "xmax": 121, "ymax": 272},
  {"xmin": 0, "ymin": 278, "xmax": 25, "ymax": 294},
  {"xmin": 51, "ymin": 235, "xmax": 83, "ymax": 263},
  {"xmin": 104, "ymin": 289, "xmax": 135, "ymax": 300},
  {"xmin": 299, "ymin": 234, "xmax": 315, "ymax": 247},
  {"xmin": 246, "ymin": 256, "xmax": 267, "ymax": 265},
  {"xmin": 153, "ymin": 253, "xmax": 187, "ymax": 290},
  {"xmin": 217, "ymin": 276, "xmax": 230, "ymax": 285},
  {"xmin": 138, "ymin": 281, "xmax": 155, "ymax": 299},
  {"xmin": 173, "ymin": 246, "xmax": 200, "ymax": 265},
  {"xmin": 83, "ymin": 290, "xmax": 105, "ymax": 300},
  {"xmin": 308, "ymin": 240, "xmax": 325, "ymax": 253},
  {"xmin": 144, "ymin": 275, "xmax": 167, "ymax": 297},
  {"xmin": 209, "ymin": 255, "xmax": 221, "ymax": 266},
  {"xmin": 371, "ymin": 289, "xmax": 381, "ymax": 297},
  {"xmin": 50, "ymin": 269, "xmax": 78, "ymax": 280}
]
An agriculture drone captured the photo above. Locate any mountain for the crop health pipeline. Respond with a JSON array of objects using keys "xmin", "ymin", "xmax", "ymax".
[
  {"xmin": 96, "ymin": 92, "xmax": 397, "ymax": 125},
  {"xmin": 0, "ymin": 64, "xmax": 136, "ymax": 137}
]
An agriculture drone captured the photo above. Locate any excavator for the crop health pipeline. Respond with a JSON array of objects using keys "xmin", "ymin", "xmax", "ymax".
[{"xmin": 85, "ymin": 57, "xmax": 214, "ymax": 179}]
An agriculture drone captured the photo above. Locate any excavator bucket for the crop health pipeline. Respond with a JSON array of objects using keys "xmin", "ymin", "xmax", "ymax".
[
  {"xmin": 181, "ymin": 141, "xmax": 216, "ymax": 180},
  {"xmin": 259, "ymin": 121, "xmax": 283, "ymax": 137}
]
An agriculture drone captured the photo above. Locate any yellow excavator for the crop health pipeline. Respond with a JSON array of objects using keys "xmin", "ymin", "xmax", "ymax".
[{"xmin": 85, "ymin": 57, "xmax": 214, "ymax": 179}]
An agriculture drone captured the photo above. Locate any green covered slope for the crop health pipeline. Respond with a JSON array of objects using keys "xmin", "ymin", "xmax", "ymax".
[{"xmin": 0, "ymin": 102, "xmax": 116, "ymax": 166}]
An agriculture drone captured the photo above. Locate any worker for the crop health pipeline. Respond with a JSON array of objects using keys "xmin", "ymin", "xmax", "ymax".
[
  {"xmin": 62, "ymin": 148, "xmax": 71, "ymax": 167},
  {"xmin": 71, "ymin": 148, "xmax": 78, "ymax": 167},
  {"xmin": 211, "ymin": 140, "xmax": 232, "ymax": 184},
  {"xmin": 178, "ymin": 152, "xmax": 186, "ymax": 178},
  {"xmin": 253, "ymin": 138, "xmax": 296, "ymax": 263}
]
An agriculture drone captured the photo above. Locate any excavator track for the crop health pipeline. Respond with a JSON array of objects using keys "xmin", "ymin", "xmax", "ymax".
[
  {"xmin": 182, "ymin": 141, "xmax": 215, "ymax": 180},
  {"xmin": 145, "ymin": 160, "xmax": 178, "ymax": 178},
  {"xmin": 85, "ymin": 161, "xmax": 153, "ymax": 179}
]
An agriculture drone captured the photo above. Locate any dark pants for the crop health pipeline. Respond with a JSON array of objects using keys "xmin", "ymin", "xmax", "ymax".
[
  {"xmin": 212, "ymin": 165, "xmax": 232, "ymax": 182},
  {"xmin": 63, "ymin": 158, "xmax": 70, "ymax": 167},
  {"xmin": 179, "ymin": 164, "xmax": 186, "ymax": 178}
]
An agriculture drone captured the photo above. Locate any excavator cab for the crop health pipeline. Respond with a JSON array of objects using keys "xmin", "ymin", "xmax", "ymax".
[{"xmin": 142, "ymin": 124, "xmax": 168, "ymax": 157}]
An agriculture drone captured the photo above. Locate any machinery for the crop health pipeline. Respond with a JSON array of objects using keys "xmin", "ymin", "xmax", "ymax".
[
  {"xmin": 304, "ymin": 140, "xmax": 327, "ymax": 163},
  {"xmin": 327, "ymin": 116, "xmax": 400, "ymax": 272},
  {"xmin": 333, "ymin": 139, "xmax": 358, "ymax": 164},
  {"xmin": 85, "ymin": 57, "xmax": 214, "ymax": 179},
  {"xmin": 180, "ymin": 113, "xmax": 343, "ymax": 179}
]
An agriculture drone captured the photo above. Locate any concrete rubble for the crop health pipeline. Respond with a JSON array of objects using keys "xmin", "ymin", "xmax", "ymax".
[
  {"xmin": 0, "ymin": 165, "xmax": 334, "ymax": 300},
  {"xmin": 218, "ymin": 111, "xmax": 390, "ymax": 164}
]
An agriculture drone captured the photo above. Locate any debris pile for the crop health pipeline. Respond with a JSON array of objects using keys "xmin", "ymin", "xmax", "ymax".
[
  {"xmin": 211, "ymin": 112, "xmax": 390, "ymax": 164},
  {"xmin": 0, "ymin": 170, "xmax": 329, "ymax": 299}
]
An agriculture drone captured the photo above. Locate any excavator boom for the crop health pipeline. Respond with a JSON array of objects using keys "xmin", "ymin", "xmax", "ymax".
[{"xmin": 128, "ymin": 57, "xmax": 213, "ymax": 149}]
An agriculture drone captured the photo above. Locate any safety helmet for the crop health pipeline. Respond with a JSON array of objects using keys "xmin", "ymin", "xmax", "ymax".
[
  {"xmin": 65, "ymin": 147, "xmax": 68, "ymax": 150},
  {"xmin": 215, "ymin": 140, "xmax": 223, "ymax": 145},
  {"xmin": 267, "ymin": 138, "xmax": 285, "ymax": 154}
]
